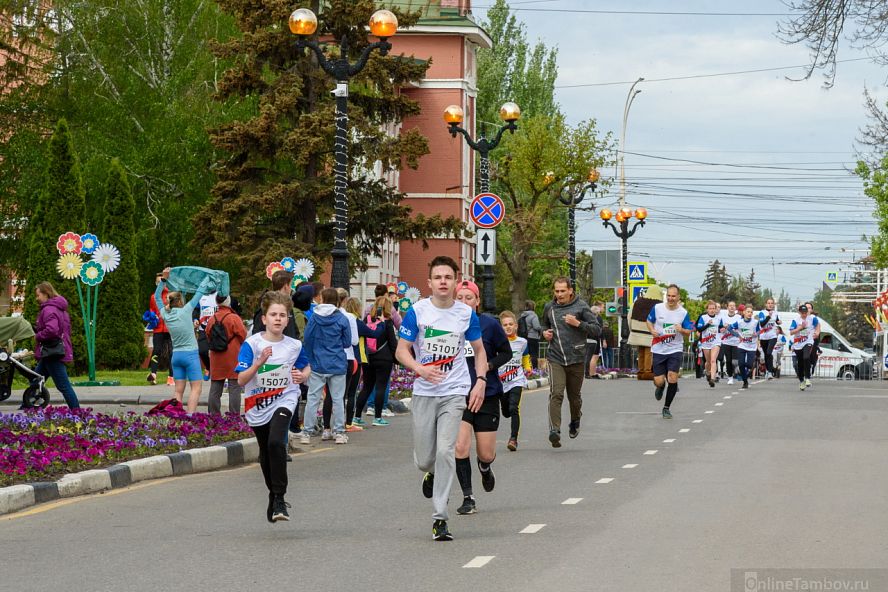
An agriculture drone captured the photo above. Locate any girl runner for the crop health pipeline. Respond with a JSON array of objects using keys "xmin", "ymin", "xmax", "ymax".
[
  {"xmin": 498, "ymin": 310, "xmax": 531, "ymax": 452},
  {"xmin": 695, "ymin": 300, "xmax": 721, "ymax": 387},
  {"xmin": 718, "ymin": 301, "xmax": 741, "ymax": 385},
  {"xmin": 728, "ymin": 304, "xmax": 761, "ymax": 389}
]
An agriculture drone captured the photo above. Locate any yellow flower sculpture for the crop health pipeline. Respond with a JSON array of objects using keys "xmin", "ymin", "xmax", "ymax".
[{"xmin": 56, "ymin": 253, "xmax": 83, "ymax": 280}]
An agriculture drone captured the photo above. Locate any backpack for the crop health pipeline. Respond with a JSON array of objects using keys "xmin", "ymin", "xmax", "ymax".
[
  {"xmin": 208, "ymin": 311, "xmax": 234, "ymax": 352},
  {"xmin": 364, "ymin": 314, "xmax": 387, "ymax": 354},
  {"xmin": 518, "ymin": 313, "xmax": 529, "ymax": 339}
]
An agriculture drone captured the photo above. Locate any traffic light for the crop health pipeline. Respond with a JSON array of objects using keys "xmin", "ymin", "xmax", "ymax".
[{"xmin": 606, "ymin": 302, "xmax": 619, "ymax": 317}]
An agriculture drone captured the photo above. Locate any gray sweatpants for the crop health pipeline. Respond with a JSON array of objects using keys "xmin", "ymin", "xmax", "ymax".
[{"xmin": 412, "ymin": 394, "xmax": 466, "ymax": 521}]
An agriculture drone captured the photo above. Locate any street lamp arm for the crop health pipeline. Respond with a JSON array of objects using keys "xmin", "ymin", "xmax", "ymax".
[
  {"xmin": 448, "ymin": 125, "xmax": 485, "ymax": 153},
  {"xmin": 558, "ymin": 181, "xmax": 597, "ymax": 206},
  {"xmin": 602, "ymin": 220, "xmax": 625, "ymax": 239},
  {"xmin": 625, "ymin": 219, "xmax": 646, "ymax": 239},
  {"xmin": 295, "ymin": 39, "xmax": 340, "ymax": 79},
  {"xmin": 485, "ymin": 120, "xmax": 518, "ymax": 153},
  {"xmin": 348, "ymin": 39, "xmax": 393, "ymax": 77}
]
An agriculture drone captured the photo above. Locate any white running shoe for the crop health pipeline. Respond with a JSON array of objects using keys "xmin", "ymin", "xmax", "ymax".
[
  {"xmin": 334, "ymin": 433, "xmax": 348, "ymax": 445},
  {"xmin": 727, "ymin": 377, "xmax": 734, "ymax": 385},
  {"xmin": 805, "ymin": 378, "xmax": 812, "ymax": 388},
  {"xmin": 321, "ymin": 429, "xmax": 333, "ymax": 441},
  {"xmin": 765, "ymin": 371, "xmax": 773, "ymax": 380},
  {"xmin": 299, "ymin": 432, "xmax": 311, "ymax": 445},
  {"xmin": 381, "ymin": 408, "xmax": 395, "ymax": 417}
]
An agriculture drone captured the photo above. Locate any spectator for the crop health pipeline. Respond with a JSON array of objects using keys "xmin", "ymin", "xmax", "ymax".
[
  {"xmin": 600, "ymin": 321, "xmax": 615, "ymax": 370},
  {"xmin": 32, "ymin": 281, "xmax": 79, "ymax": 408},
  {"xmin": 205, "ymin": 294, "xmax": 248, "ymax": 415},
  {"xmin": 147, "ymin": 272, "xmax": 172, "ymax": 386},
  {"xmin": 518, "ymin": 300, "xmax": 542, "ymax": 368},
  {"xmin": 354, "ymin": 296, "xmax": 398, "ymax": 426},
  {"xmin": 364, "ymin": 283, "xmax": 402, "ymax": 328}
]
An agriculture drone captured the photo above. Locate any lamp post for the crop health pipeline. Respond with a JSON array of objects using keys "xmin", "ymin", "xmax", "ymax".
[
  {"xmin": 619, "ymin": 77, "xmax": 643, "ymax": 207},
  {"xmin": 444, "ymin": 102, "xmax": 521, "ymax": 313},
  {"xmin": 289, "ymin": 8, "xmax": 399, "ymax": 289},
  {"xmin": 557, "ymin": 169, "xmax": 600, "ymax": 285},
  {"xmin": 599, "ymin": 206, "xmax": 648, "ymax": 368}
]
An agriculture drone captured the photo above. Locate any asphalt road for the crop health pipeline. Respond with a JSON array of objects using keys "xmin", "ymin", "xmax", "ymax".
[{"xmin": 3, "ymin": 376, "xmax": 888, "ymax": 592}]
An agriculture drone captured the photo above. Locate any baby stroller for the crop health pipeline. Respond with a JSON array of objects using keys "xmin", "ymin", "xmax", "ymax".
[{"xmin": 0, "ymin": 316, "xmax": 51, "ymax": 408}]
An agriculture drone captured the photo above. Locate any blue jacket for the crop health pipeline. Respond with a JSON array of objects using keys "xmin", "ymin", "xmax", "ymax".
[{"xmin": 303, "ymin": 303, "xmax": 352, "ymax": 374}]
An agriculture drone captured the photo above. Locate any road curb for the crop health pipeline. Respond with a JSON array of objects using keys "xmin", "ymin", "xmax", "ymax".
[{"xmin": 0, "ymin": 437, "xmax": 259, "ymax": 516}]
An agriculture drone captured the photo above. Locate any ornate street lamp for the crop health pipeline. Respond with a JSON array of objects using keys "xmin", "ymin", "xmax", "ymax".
[
  {"xmin": 599, "ymin": 206, "xmax": 648, "ymax": 368},
  {"xmin": 558, "ymin": 168, "xmax": 600, "ymax": 284},
  {"xmin": 289, "ymin": 8, "xmax": 399, "ymax": 289},
  {"xmin": 443, "ymin": 102, "xmax": 521, "ymax": 312}
]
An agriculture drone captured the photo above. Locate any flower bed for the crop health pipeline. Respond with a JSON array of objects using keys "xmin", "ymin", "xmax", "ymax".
[{"xmin": 0, "ymin": 407, "xmax": 252, "ymax": 487}]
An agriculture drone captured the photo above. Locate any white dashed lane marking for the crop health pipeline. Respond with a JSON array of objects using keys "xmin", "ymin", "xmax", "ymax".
[
  {"xmin": 463, "ymin": 556, "xmax": 495, "ymax": 568},
  {"xmin": 705, "ymin": 410, "xmax": 715, "ymax": 414},
  {"xmin": 596, "ymin": 478, "xmax": 614, "ymax": 484},
  {"xmin": 562, "ymin": 498, "xmax": 583, "ymax": 505},
  {"xmin": 715, "ymin": 402, "xmax": 724, "ymax": 406},
  {"xmin": 622, "ymin": 464, "xmax": 638, "ymax": 469},
  {"xmin": 692, "ymin": 419, "xmax": 703, "ymax": 424},
  {"xmin": 724, "ymin": 396, "xmax": 732, "ymax": 399},
  {"xmin": 663, "ymin": 439, "xmax": 676, "ymax": 443},
  {"xmin": 644, "ymin": 450, "xmax": 658, "ymax": 455},
  {"xmin": 678, "ymin": 429, "xmax": 690, "ymax": 433},
  {"xmin": 520, "ymin": 524, "xmax": 546, "ymax": 534}
]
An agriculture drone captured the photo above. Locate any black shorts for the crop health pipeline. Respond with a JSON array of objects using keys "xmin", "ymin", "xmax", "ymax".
[
  {"xmin": 586, "ymin": 340, "xmax": 600, "ymax": 356},
  {"xmin": 652, "ymin": 352, "xmax": 683, "ymax": 376},
  {"xmin": 462, "ymin": 393, "xmax": 501, "ymax": 432}
]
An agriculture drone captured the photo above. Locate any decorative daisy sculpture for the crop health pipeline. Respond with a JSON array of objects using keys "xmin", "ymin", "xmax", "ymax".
[
  {"xmin": 280, "ymin": 257, "xmax": 297, "ymax": 272},
  {"xmin": 291, "ymin": 275, "xmax": 309, "ymax": 290},
  {"xmin": 57, "ymin": 232, "xmax": 82, "ymax": 255},
  {"xmin": 57, "ymin": 253, "xmax": 83, "ymax": 280},
  {"xmin": 79, "ymin": 233, "xmax": 99, "ymax": 255},
  {"xmin": 79, "ymin": 261, "xmax": 105, "ymax": 286},
  {"xmin": 405, "ymin": 287, "xmax": 422, "ymax": 304},
  {"xmin": 92, "ymin": 244, "xmax": 120, "ymax": 273},
  {"xmin": 265, "ymin": 262, "xmax": 284, "ymax": 279},
  {"xmin": 292, "ymin": 258, "xmax": 315, "ymax": 280}
]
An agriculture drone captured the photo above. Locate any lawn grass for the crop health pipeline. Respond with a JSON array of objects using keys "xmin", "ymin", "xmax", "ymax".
[{"xmin": 13, "ymin": 369, "xmax": 157, "ymax": 389}]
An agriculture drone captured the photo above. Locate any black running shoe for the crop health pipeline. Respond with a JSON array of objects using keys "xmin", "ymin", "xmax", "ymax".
[
  {"xmin": 432, "ymin": 519, "xmax": 453, "ymax": 541},
  {"xmin": 548, "ymin": 429, "xmax": 562, "ymax": 448},
  {"xmin": 568, "ymin": 419, "xmax": 580, "ymax": 439},
  {"xmin": 654, "ymin": 385, "xmax": 664, "ymax": 401},
  {"xmin": 457, "ymin": 496, "xmax": 477, "ymax": 515},
  {"xmin": 422, "ymin": 472, "xmax": 434, "ymax": 499},
  {"xmin": 662, "ymin": 407, "xmax": 672, "ymax": 419},
  {"xmin": 478, "ymin": 459, "xmax": 495, "ymax": 492},
  {"xmin": 742, "ymin": 380, "xmax": 749, "ymax": 389},
  {"xmin": 266, "ymin": 492, "xmax": 274, "ymax": 523},
  {"xmin": 707, "ymin": 377, "xmax": 715, "ymax": 388},
  {"xmin": 271, "ymin": 496, "xmax": 290, "ymax": 522}
]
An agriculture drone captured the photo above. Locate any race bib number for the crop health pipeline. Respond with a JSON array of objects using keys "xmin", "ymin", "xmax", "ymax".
[
  {"xmin": 663, "ymin": 323, "xmax": 676, "ymax": 335},
  {"xmin": 702, "ymin": 326, "xmax": 717, "ymax": 341},
  {"xmin": 257, "ymin": 364, "xmax": 291, "ymax": 389},
  {"xmin": 420, "ymin": 328, "xmax": 462, "ymax": 366},
  {"xmin": 464, "ymin": 342, "xmax": 475, "ymax": 358}
]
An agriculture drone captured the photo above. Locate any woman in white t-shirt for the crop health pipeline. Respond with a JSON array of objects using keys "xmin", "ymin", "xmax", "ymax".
[
  {"xmin": 236, "ymin": 291, "xmax": 310, "ymax": 524},
  {"xmin": 695, "ymin": 300, "xmax": 721, "ymax": 388}
]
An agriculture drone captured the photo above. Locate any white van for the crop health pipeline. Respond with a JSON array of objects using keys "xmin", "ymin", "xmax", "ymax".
[{"xmin": 776, "ymin": 312, "xmax": 874, "ymax": 380}]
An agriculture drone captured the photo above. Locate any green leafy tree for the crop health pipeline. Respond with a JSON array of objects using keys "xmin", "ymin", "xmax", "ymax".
[
  {"xmin": 95, "ymin": 159, "xmax": 146, "ymax": 369},
  {"xmin": 195, "ymin": 0, "xmax": 461, "ymax": 299},
  {"xmin": 700, "ymin": 259, "xmax": 730, "ymax": 303},
  {"xmin": 857, "ymin": 158, "xmax": 888, "ymax": 266},
  {"xmin": 777, "ymin": 288, "xmax": 792, "ymax": 311},
  {"xmin": 24, "ymin": 119, "xmax": 86, "ymax": 368}
]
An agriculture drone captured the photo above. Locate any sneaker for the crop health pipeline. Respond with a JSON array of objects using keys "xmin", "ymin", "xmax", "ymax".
[
  {"xmin": 457, "ymin": 496, "xmax": 477, "ymax": 515},
  {"xmin": 345, "ymin": 424, "xmax": 363, "ymax": 432},
  {"xmin": 478, "ymin": 458, "xmax": 495, "ymax": 492},
  {"xmin": 432, "ymin": 519, "xmax": 453, "ymax": 541},
  {"xmin": 741, "ymin": 380, "xmax": 749, "ymax": 389},
  {"xmin": 422, "ymin": 472, "xmax": 434, "ymax": 498},
  {"xmin": 352, "ymin": 417, "xmax": 366, "ymax": 426},
  {"xmin": 654, "ymin": 385, "xmax": 664, "ymax": 401},
  {"xmin": 766, "ymin": 371, "xmax": 773, "ymax": 380},
  {"xmin": 727, "ymin": 377, "xmax": 734, "ymax": 385},
  {"xmin": 299, "ymin": 432, "xmax": 311, "ymax": 445},
  {"xmin": 334, "ymin": 433, "xmax": 348, "ymax": 445},
  {"xmin": 805, "ymin": 378, "xmax": 812, "ymax": 388},
  {"xmin": 707, "ymin": 377, "xmax": 715, "ymax": 388},
  {"xmin": 271, "ymin": 496, "xmax": 290, "ymax": 522},
  {"xmin": 266, "ymin": 492, "xmax": 274, "ymax": 523},
  {"xmin": 147, "ymin": 372, "xmax": 157, "ymax": 385},
  {"xmin": 548, "ymin": 429, "xmax": 562, "ymax": 448},
  {"xmin": 166, "ymin": 376, "xmax": 175, "ymax": 386},
  {"xmin": 365, "ymin": 408, "xmax": 375, "ymax": 416},
  {"xmin": 381, "ymin": 408, "xmax": 395, "ymax": 417},
  {"xmin": 507, "ymin": 439, "xmax": 518, "ymax": 451},
  {"xmin": 372, "ymin": 418, "xmax": 390, "ymax": 426},
  {"xmin": 662, "ymin": 407, "xmax": 672, "ymax": 419},
  {"xmin": 799, "ymin": 381, "xmax": 806, "ymax": 391},
  {"xmin": 568, "ymin": 419, "xmax": 580, "ymax": 439},
  {"xmin": 321, "ymin": 429, "xmax": 333, "ymax": 441}
]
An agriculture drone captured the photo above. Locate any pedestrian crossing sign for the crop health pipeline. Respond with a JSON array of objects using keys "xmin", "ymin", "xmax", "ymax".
[
  {"xmin": 629, "ymin": 283, "xmax": 651, "ymax": 305},
  {"xmin": 627, "ymin": 262, "xmax": 647, "ymax": 283},
  {"xmin": 826, "ymin": 271, "xmax": 838, "ymax": 283}
]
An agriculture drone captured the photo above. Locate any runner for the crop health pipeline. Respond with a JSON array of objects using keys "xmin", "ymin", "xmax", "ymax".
[
  {"xmin": 646, "ymin": 284, "xmax": 694, "ymax": 419},
  {"xmin": 695, "ymin": 300, "xmax": 721, "ymax": 387},
  {"xmin": 789, "ymin": 304, "xmax": 819, "ymax": 390},
  {"xmin": 757, "ymin": 297, "xmax": 780, "ymax": 379},
  {"xmin": 772, "ymin": 326, "xmax": 787, "ymax": 377},
  {"xmin": 718, "ymin": 301, "xmax": 741, "ymax": 385},
  {"xmin": 236, "ymin": 291, "xmax": 310, "ymax": 523},
  {"xmin": 728, "ymin": 304, "xmax": 761, "ymax": 389},
  {"xmin": 498, "ymin": 310, "xmax": 531, "ymax": 451},
  {"xmin": 804, "ymin": 302, "xmax": 822, "ymax": 375},
  {"xmin": 395, "ymin": 256, "xmax": 487, "ymax": 541},
  {"xmin": 452, "ymin": 280, "xmax": 512, "ymax": 516}
]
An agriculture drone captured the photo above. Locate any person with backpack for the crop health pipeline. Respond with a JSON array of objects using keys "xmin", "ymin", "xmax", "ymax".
[
  {"xmin": 354, "ymin": 296, "xmax": 398, "ymax": 427},
  {"xmin": 518, "ymin": 300, "xmax": 542, "ymax": 369},
  {"xmin": 205, "ymin": 294, "xmax": 248, "ymax": 415}
]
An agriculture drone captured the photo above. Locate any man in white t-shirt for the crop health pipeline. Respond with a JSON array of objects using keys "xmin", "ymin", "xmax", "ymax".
[
  {"xmin": 646, "ymin": 284, "xmax": 694, "ymax": 419},
  {"xmin": 396, "ymin": 256, "xmax": 487, "ymax": 542}
]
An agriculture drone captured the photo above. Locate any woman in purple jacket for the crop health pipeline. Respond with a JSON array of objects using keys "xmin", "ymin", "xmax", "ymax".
[{"xmin": 33, "ymin": 282, "xmax": 79, "ymax": 408}]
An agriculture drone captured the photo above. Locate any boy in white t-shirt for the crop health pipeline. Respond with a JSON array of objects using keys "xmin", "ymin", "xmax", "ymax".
[
  {"xmin": 498, "ymin": 310, "xmax": 531, "ymax": 452},
  {"xmin": 236, "ymin": 291, "xmax": 310, "ymax": 524},
  {"xmin": 396, "ymin": 256, "xmax": 487, "ymax": 542}
]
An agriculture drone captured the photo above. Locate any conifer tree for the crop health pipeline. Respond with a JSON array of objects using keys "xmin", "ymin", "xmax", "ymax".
[
  {"xmin": 95, "ymin": 159, "xmax": 146, "ymax": 369},
  {"xmin": 700, "ymin": 259, "xmax": 730, "ymax": 303},
  {"xmin": 24, "ymin": 119, "xmax": 86, "ymax": 368}
]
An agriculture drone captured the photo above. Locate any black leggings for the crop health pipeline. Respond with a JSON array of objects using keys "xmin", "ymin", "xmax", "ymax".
[
  {"xmin": 794, "ymin": 345, "xmax": 812, "ymax": 381},
  {"xmin": 251, "ymin": 407, "xmax": 292, "ymax": 496},
  {"xmin": 500, "ymin": 386, "xmax": 523, "ymax": 439},
  {"xmin": 149, "ymin": 332, "xmax": 172, "ymax": 374},
  {"xmin": 760, "ymin": 338, "xmax": 776, "ymax": 373},
  {"xmin": 355, "ymin": 359, "xmax": 393, "ymax": 420},
  {"xmin": 324, "ymin": 360, "xmax": 359, "ymax": 428},
  {"xmin": 721, "ymin": 344, "xmax": 737, "ymax": 377},
  {"xmin": 737, "ymin": 349, "xmax": 756, "ymax": 381}
]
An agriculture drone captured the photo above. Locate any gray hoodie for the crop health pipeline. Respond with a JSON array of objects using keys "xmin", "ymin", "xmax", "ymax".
[{"xmin": 542, "ymin": 296, "xmax": 601, "ymax": 366}]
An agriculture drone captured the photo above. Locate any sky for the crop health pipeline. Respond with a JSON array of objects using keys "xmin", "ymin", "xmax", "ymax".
[{"xmin": 473, "ymin": 0, "xmax": 886, "ymax": 300}]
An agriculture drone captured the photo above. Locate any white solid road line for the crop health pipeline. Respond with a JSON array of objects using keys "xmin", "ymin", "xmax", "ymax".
[
  {"xmin": 692, "ymin": 419, "xmax": 703, "ymax": 423},
  {"xmin": 463, "ymin": 556, "xmax": 495, "ymax": 568},
  {"xmin": 596, "ymin": 478, "xmax": 614, "ymax": 484},
  {"xmin": 644, "ymin": 450, "xmax": 658, "ymax": 455},
  {"xmin": 562, "ymin": 498, "xmax": 583, "ymax": 505},
  {"xmin": 663, "ymin": 438, "xmax": 676, "ymax": 443},
  {"xmin": 678, "ymin": 428, "xmax": 690, "ymax": 433},
  {"xmin": 622, "ymin": 464, "xmax": 638, "ymax": 469},
  {"xmin": 520, "ymin": 524, "xmax": 546, "ymax": 534}
]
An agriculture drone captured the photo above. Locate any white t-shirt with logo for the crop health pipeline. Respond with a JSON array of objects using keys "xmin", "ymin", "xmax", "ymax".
[
  {"xmin": 647, "ymin": 303, "xmax": 694, "ymax": 356},
  {"xmin": 757, "ymin": 309, "xmax": 779, "ymax": 340},
  {"xmin": 789, "ymin": 316, "xmax": 819, "ymax": 350},
  {"xmin": 399, "ymin": 298, "xmax": 481, "ymax": 398},
  {"xmin": 731, "ymin": 317, "xmax": 761, "ymax": 352},
  {"xmin": 719, "ymin": 312, "xmax": 741, "ymax": 346},
  {"xmin": 198, "ymin": 293, "xmax": 218, "ymax": 331},
  {"xmin": 236, "ymin": 333, "xmax": 309, "ymax": 427},
  {"xmin": 696, "ymin": 313, "xmax": 720, "ymax": 350},
  {"xmin": 499, "ymin": 337, "xmax": 529, "ymax": 391}
]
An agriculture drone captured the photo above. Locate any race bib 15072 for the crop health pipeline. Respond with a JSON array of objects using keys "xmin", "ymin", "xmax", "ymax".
[{"xmin": 257, "ymin": 364, "xmax": 291, "ymax": 389}]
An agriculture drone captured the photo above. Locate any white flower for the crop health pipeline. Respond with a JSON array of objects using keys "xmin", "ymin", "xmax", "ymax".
[
  {"xmin": 92, "ymin": 243, "xmax": 121, "ymax": 273},
  {"xmin": 405, "ymin": 287, "xmax": 422, "ymax": 303},
  {"xmin": 293, "ymin": 258, "xmax": 315, "ymax": 279}
]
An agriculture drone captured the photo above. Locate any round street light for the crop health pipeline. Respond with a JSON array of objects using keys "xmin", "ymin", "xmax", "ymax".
[
  {"xmin": 544, "ymin": 171, "xmax": 556, "ymax": 186},
  {"xmin": 289, "ymin": 8, "xmax": 318, "ymax": 36},
  {"xmin": 369, "ymin": 9, "xmax": 399, "ymax": 38},
  {"xmin": 500, "ymin": 101, "xmax": 521, "ymax": 123},
  {"xmin": 635, "ymin": 207, "xmax": 648, "ymax": 220},
  {"xmin": 444, "ymin": 105, "xmax": 464, "ymax": 125},
  {"xmin": 588, "ymin": 168, "xmax": 601, "ymax": 183},
  {"xmin": 599, "ymin": 208, "xmax": 613, "ymax": 221}
]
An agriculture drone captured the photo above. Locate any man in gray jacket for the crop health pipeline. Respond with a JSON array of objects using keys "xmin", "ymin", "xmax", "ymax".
[{"xmin": 542, "ymin": 277, "xmax": 601, "ymax": 448}]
